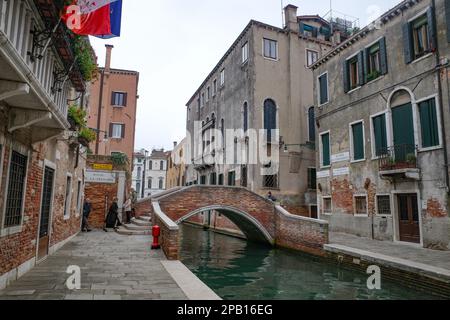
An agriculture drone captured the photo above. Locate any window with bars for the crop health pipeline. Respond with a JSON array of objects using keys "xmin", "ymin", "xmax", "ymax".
[
  {"xmin": 263, "ymin": 174, "xmax": 278, "ymax": 189},
  {"xmin": 200, "ymin": 175, "xmax": 207, "ymax": 185},
  {"xmin": 4, "ymin": 151, "xmax": 28, "ymax": 228},
  {"xmin": 322, "ymin": 197, "xmax": 332, "ymax": 215},
  {"xmin": 76, "ymin": 180, "xmax": 82, "ymax": 212},
  {"xmin": 241, "ymin": 166, "xmax": 248, "ymax": 188},
  {"xmin": 64, "ymin": 175, "xmax": 72, "ymax": 218},
  {"xmin": 377, "ymin": 195, "xmax": 391, "ymax": 215},
  {"xmin": 210, "ymin": 173, "xmax": 217, "ymax": 185},
  {"xmin": 354, "ymin": 196, "xmax": 368, "ymax": 215}
]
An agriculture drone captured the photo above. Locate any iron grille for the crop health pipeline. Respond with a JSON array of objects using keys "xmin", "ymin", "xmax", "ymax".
[
  {"xmin": 355, "ymin": 196, "xmax": 367, "ymax": 215},
  {"xmin": 263, "ymin": 175, "xmax": 278, "ymax": 189},
  {"xmin": 40, "ymin": 167, "xmax": 55, "ymax": 238},
  {"xmin": 5, "ymin": 151, "xmax": 28, "ymax": 228},
  {"xmin": 241, "ymin": 166, "xmax": 248, "ymax": 188},
  {"xmin": 377, "ymin": 196, "xmax": 391, "ymax": 215}
]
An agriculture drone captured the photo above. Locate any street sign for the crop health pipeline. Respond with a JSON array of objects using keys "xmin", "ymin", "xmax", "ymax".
[
  {"xmin": 93, "ymin": 163, "xmax": 113, "ymax": 171},
  {"xmin": 85, "ymin": 170, "xmax": 116, "ymax": 184}
]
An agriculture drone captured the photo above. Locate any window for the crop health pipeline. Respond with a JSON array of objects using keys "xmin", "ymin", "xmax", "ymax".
[
  {"xmin": 263, "ymin": 173, "xmax": 278, "ymax": 189},
  {"xmin": 220, "ymin": 69, "xmax": 225, "ymax": 86},
  {"xmin": 347, "ymin": 56, "xmax": 360, "ymax": 91},
  {"xmin": 372, "ymin": 114, "xmax": 388, "ymax": 157},
  {"xmin": 76, "ymin": 180, "xmax": 82, "ymax": 212},
  {"xmin": 306, "ymin": 49, "xmax": 319, "ymax": 67},
  {"xmin": 207, "ymin": 87, "xmax": 210, "ymax": 102},
  {"xmin": 149, "ymin": 161, "xmax": 153, "ymax": 170},
  {"xmin": 111, "ymin": 92, "xmax": 127, "ymax": 107},
  {"xmin": 158, "ymin": 178, "xmax": 164, "ymax": 189},
  {"xmin": 187, "ymin": 107, "xmax": 191, "ymax": 121},
  {"xmin": 308, "ymin": 107, "xmax": 315, "ymax": 142},
  {"xmin": 4, "ymin": 151, "xmax": 28, "ymax": 228},
  {"xmin": 367, "ymin": 42, "xmax": 381, "ymax": 80},
  {"xmin": 64, "ymin": 175, "xmax": 72, "ymax": 218},
  {"xmin": 200, "ymin": 175, "xmax": 207, "ymax": 185},
  {"xmin": 351, "ymin": 121, "xmax": 365, "ymax": 161},
  {"xmin": 241, "ymin": 166, "xmax": 248, "ymax": 188},
  {"xmin": 148, "ymin": 178, "xmax": 152, "ymax": 189},
  {"xmin": 136, "ymin": 182, "xmax": 141, "ymax": 194},
  {"xmin": 377, "ymin": 195, "xmax": 391, "ymax": 215},
  {"xmin": 201, "ymin": 92, "xmax": 205, "ymax": 107},
  {"xmin": 213, "ymin": 79, "xmax": 217, "ymax": 96},
  {"xmin": 318, "ymin": 73, "xmax": 328, "ymax": 105},
  {"xmin": 344, "ymin": 51, "xmax": 364, "ymax": 93},
  {"xmin": 218, "ymin": 174, "xmax": 224, "ymax": 186},
  {"xmin": 160, "ymin": 161, "xmax": 164, "ymax": 171},
  {"xmin": 301, "ymin": 23, "xmax": 318, "ymax": 38},
  {"xmin": 322, "ymin": 197, "xmax": 332, "ymax": 215},
  {"xmin": 404, "ymin": 8, "xmax": 436, "ymax": 63},
  {"xmin": 418, "ymin": 98, "xmax": 440, "ymax": 148},
  {"xmin": 242, "ymin": 42, "xmax": 249, "ymax": 64},
  {"xmin": 228, "ymin": 171, "xmax": 236, "ymax": 186},
  {"xmin": 137, "ymin": 167, "xmax": 141, "ymax": 178},
  {"xmin": 263, "ymin": 38, "xmax": 277, "ymax": 60},
  {"xmin": 320, "ymin": 132, "xmax": 331, "ymax": 167},
  {"xmin": 210, "ymin": 173, "xmax": 217, "ymax": 185},
  {"xmin": 354, "ymin": 196, "xmax": 368, "ymax": 216},
  {"xmin": 264, "ymin": 99, "xmax": 277, "ymax": 143},
  {"xmin": 307, "ymin": 168, "xmax": 317, "ymax": 190},
  {"xmin": 221, "ymin": 119, "xmax": 225, "ymax": 141},
  {"xmin": 110, "ymin": 123, "xmax": 125, "ymax": 139},
  {"xmin": 243, "ymin": 102, "xmax": 249, "ymax": 132}
]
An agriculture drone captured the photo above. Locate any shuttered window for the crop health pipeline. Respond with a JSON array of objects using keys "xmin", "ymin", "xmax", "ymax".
[
  {"xmin": 318, "ymin": 73, "xmax": 328, "ymax": 105},
  {"xmin": 351, "ymin": 122, "xmax": 365, "ymax": 161},
  {"xmin": 364, "ymin": 37, "xmax": 388, "ymax": 81},
  {"xmin": 372, "ymin": 114, "xmax": 388, "ymax": 157},
  {"xmin": 264, "ymin": 99, "xmax": 277, "ymax": 143},
  {"xmin": 243, "ymin": 102, "xmax": 249, "ymax": 132},
  {"xmin": 307, "ymin": 168, "xmax": 317, "ymax": 190},
  {"xmin": 419, "ymin": 98, "xmax": 440, "ymax": 148},
  {"xmin": 308, "ymin": 107, "xmax": 315, "ymax": 142},
  {"xmin": 344, "ymin": 51, "xmax": 364, "ymax": 92},
  {"xmin": 4, "ymin": 151, "xmax": 28, "ymax": 228},
  {"xmin": 321, "ymin": 132, "xmax": 330, "ymax": 167},
  {"xmin": 110, "ymin": 123, "xmax": 125, "ymax": 139},
  {"xmin": 111, "ymin": 92, "xmax": 127, "ymax": 107}
]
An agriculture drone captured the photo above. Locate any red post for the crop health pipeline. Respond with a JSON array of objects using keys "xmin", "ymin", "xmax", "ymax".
[{"xmin": 151, "ymin": 225, "xmax": 161, "ymax": 250}]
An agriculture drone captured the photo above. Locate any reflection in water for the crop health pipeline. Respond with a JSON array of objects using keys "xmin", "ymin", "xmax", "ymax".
[{"xmin": 180, "ymin": 224, "xmax": 437, "ymax": 300}]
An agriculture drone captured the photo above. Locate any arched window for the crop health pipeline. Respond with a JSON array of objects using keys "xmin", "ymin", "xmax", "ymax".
[
  {"xmin": 308, "ymin": 107, "xmax": 315, "ymax": 142},
  {"xmin": 243, "ymin": 102, "xmax": 248, "ymax": 132},
  {"xmin": 159, "ymin": 178, "xmax": 164, "ymax": 189},
  {"xmin": 148, "ymin": 178, "xmax": 152, "ymax": 189},
  {"xmin": 221, "ymin": 119, "xmax": 225, "ymax": 140},
  {"xmin": 160, "ymin": 161, "xmax": 164, "ymax": 171},
  {"xmin": 264, "ymin": 99, "xmax": 277, "ymax": 142}
]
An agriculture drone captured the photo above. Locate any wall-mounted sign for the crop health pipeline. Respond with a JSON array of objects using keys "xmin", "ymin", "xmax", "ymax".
[
  {"xmin": 332, "ymin": 152, "xmax": 350, "ymax": 164},
  {"xmin": 85, "ymin": 170, "xmax": 116, "ymax": 184},
  {"xmin": 333, "ymin": 167, "xmax": 350, "ymax": 177},
  {"xmin": 93, "ymin": 163, "xmax": 113, "ymax": 171},
  {"xmin": 317, "ymin": 170, "xmax": 331, "ymax": 179}
]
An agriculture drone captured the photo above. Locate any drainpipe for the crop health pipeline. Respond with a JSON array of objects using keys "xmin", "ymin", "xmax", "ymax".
[
  {"xmin": 432, "ymin": 0, "xmax": 450, "ymax": 196},
  {"xmin": 95, "ymin": 70, "xmax": 104, "ymax": 155}
]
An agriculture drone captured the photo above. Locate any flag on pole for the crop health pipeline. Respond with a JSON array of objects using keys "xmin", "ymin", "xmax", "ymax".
[{"xmin": 62, "ymin": 0, "xmax": 123, "ymax": 39}]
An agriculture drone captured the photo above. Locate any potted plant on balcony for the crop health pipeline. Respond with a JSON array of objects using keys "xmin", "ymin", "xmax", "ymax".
[
  {"xmin": 367, "ymin": 70, "xmax": 381, "ymax": 82},
  {"xmin": 67, "ymin": 105, "xmax": 87, "ymax": 131},
  {"xmin": 406, "ymin": 153, "xmax": 417, "ymax": 166},
  {"xmin": 78, "ymin": 128, "xmax": 96, "ymax": 147}
]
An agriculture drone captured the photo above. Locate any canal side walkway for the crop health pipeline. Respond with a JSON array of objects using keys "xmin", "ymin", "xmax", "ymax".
[
  {"xmin": 327, "ymin": 233, "xmax": 450, "ymax": 289},
  {"xmin": 0, "ymin": 230, "xmax": 220, "ymax": 300}
]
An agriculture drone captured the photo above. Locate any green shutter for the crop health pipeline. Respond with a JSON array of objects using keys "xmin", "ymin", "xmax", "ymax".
[
  {"xmin": 373, "ymin": 115, "xmax": 387, "ymax": 156},
  {"xmin": 379, "ymin": 37, "xmax": 388, "ymax": 75},
  {"xmin": 357, "ymin": 51, "xmax": 365, "ymax": 86},
  {"xmin": 419, "ymin": 98, "xmax": 439, "ymax": 148},
  {"xmin": 392, "ymin": 103, "xmax": 415, "ymax": 161},
  {"xmin": 352, "ymin": 122, "xmax": 365, "ymax": 160},
  {"xmin": 363, "ymin": 49, "xmax": 369, "ymax": 83},
  {"xmin": 322, "ymin": 133, "xmax": 330, "ymax": 167},
  {"xmin": 403, "ymin": 23, "xmax": 413, "ymax": 64},
  {"xmin": 319, "ymin": 74, "xmax": 328, "ymax": 104},
  {"xmin": 427, "ymin": 6, "xmax": 437, "ymax": 51},
  {"xmin": 343, "ymin": 61, "xmax": 350, "ymax": 93}
]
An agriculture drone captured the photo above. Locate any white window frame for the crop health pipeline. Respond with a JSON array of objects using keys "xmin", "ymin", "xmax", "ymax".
[
  {"xmin": 345, "ymin": 52, "xmax": 362, "ymax": 93},
  {"xmin": 111, "ymin": 122, "xmax": 124, "ymax": 139},
  {"xmin": 64, "ymin": 173, "xmax": 73, "ymax": 220},
  {"xmin": 1, "ymin": 146, "xmax": 30, "ymax": 237},
  {"xmin": 220, "ymin": 69, "xmax": 225, "ymax": 87},
  {"xmin": 242, "ymin": 41, "xmax": 249, "ymax": 64},
  {"xmin": 349, "ymin": 120, "xmax": 366, "ymax": 163},
  {"xmin": 375, "ymin": 193, "xmax": 392, "ymax": 217},
  {"xmin": 322, "ymin": 196, "xmax": 332, "ymax": 216},
  {"xmin": 415, "ymin": 94, "xmax": 443, "ymax": 152},
  {"xmin": 306, "ymin": 48, "xmax": 319, "ymax": 67},
  {"xmin": 262, "ymin": 38, "xmax": 278, "ymax": 61},
  {"xmin": 319, "ymin": 130, "xmax": 331, "ymax": 169},
  {"xmin": 112, "ymin": 91, "xmax": 127, "ymax": 107},
  {"xmin": 370, "ymin": 110, "xmax": 391, "ymax": 160},
  {"xmin": 353, "ymin": 194, "xmax": 369, "ymax": 217},
  {"xmin": 317, "ymin": 71, "xmax": 329, "ymax": 107}
]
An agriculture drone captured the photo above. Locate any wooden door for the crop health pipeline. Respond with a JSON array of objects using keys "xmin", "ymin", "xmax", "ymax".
[
  {"xmin": 38, "ymin": 167, "xmax": 55, "ymax": 260},
  {"xmin": 310, "ymin": 206, "xmax": 318, "ymax": 219},
  {"xmin": 397, "ymin": 194, "xmax": 420, "ymax": 244}
]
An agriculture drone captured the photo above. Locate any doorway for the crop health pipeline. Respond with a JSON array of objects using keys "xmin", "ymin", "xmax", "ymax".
[
  {"xmin": 38, "ymin": 166, "xmax": 55, "ymax": 260},
  {"xmin": 397, "ymin": 194, "xmax": 420, "ymax": 244}
]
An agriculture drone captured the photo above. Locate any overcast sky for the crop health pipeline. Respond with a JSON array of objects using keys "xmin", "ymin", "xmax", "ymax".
[{"xmin": 89, "ymin": 0, "xmax": 399, "ymax": 152}]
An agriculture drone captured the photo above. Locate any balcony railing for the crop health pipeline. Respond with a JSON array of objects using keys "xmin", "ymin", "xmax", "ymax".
[{"xmin": 378, "ymin": 144, "xmax": 418, "ymax": 171}]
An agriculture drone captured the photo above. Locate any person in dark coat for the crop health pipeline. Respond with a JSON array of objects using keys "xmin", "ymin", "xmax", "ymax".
[
  {"xmin": 104, "ymin": 197, "xmax": 122, "ymax": 231},
  {"xmin": 82, "ymin": 198, "xmax": 92, "ymax": 232}
]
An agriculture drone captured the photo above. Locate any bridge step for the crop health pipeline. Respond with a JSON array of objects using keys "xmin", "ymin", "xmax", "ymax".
[
  {"xmin": 131, "ymin": 218, "xmax": 152, "ymax": 227},
  {"xmin": 137, "ymin": 215, "xmax": 152, "ymax": 222},
  {"xmin": 123, "ymin": 223, "xmax": 151, "ymax": 231},
  {"xmin": 116, "ymin": 226, "xmax": 151, "ymax": 236}
]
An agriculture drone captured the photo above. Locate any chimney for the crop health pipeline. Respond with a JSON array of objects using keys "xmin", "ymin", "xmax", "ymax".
[
  {"xmin": 105, "ymin": 44, "xmax": 114, "ymax": 72},
  {"xmin": 173, "ymin": 141, "xmax": 178, "ymax": 148},
  {"xmin": 284, "ymin": 4, "xmax": 298, "ymax": 32}
]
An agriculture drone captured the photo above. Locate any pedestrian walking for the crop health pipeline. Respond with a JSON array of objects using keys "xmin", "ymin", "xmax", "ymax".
[
  {"xmin": 104, "ymin": 197, "xmax": 121, "ymax": 231},
  {"xmin": 82, "ymin": 198, "xmax": 92, "ymax": 232},
  {"xmin": 124, "ymin": 197, "xmax": 132, "ymax": 224}
]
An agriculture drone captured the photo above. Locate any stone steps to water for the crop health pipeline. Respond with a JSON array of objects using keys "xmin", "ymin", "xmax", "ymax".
[
  {"xmin": 116, "ymin": 215, "xmax": 153, "ymax": 236},
  {"xmin": 116, "ymin": 226, "xmax": 152, "ymax": 236},
  {"xmin": 131, "ymin": 218, "xmax": 152, "ymax": 227},
  {"xmin": 137, "ymin": 215, "xmax": 152, "ymax": 222},
  {"xmin": 123, "ymin": 223, "xmax": 150, "ymax": 231}
]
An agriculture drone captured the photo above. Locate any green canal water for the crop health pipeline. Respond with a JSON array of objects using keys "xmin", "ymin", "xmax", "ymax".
[{"xmin": 179, "ymin": 224, "xmax": 437, "ymax": 300}]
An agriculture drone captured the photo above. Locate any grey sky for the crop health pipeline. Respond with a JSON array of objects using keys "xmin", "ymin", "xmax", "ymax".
[{"xmin": 89, "ymin": 0, "xmax": 399, "ymax": 152}]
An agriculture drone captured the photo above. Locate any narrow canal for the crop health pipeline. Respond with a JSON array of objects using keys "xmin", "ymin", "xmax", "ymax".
[{"xmin": 179, "ymin": 224, "xmax": 437, "ymax": 300}]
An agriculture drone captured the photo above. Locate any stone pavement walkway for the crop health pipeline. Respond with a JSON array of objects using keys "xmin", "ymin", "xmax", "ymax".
[{"xmin": 0, "ymin": 231, "xmax": 188, "ymax": 300}]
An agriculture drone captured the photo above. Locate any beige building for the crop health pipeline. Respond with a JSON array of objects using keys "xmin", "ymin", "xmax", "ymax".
[
  {"xmin": 185, "ymin": 5, "xmax": 351, "ymax": 216},
  {"xmin": 87, "ymin": 45, "xmax": 140, "ymax": 170},
  {"xmin": 167, "ymin": 139, "xmax": 187, "ymax": 189}
]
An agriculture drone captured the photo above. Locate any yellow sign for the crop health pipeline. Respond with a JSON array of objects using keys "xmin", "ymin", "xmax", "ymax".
[{"xmin": 93, "ymin": 163, "xmax": 113, "ymax": 171}]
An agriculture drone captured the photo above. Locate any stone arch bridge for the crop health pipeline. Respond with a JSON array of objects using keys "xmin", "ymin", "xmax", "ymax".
[{"xmin": 135, "ymin": 186, "xmax": 329, "ymax": 260}]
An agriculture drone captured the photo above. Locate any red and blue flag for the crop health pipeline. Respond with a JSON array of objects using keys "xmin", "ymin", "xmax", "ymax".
[{"xmin": 62, "ymin": 0, "xmax": 123, "ymax": 39}]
